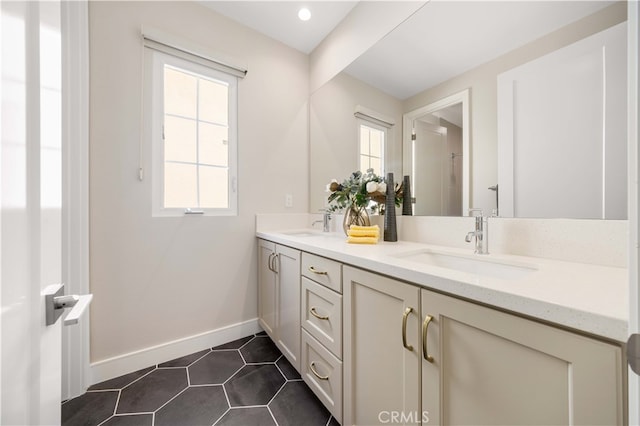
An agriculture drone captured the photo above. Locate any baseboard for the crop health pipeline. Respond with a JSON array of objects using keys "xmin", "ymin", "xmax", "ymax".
[{"xmin": 90, "ymin": 318, "xmax": 262, "ymax": 385}]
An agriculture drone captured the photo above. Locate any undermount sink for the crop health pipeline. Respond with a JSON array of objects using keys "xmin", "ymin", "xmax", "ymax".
[
  {"xmin": 279, "ymin": 229, "xmax": 324, "ymax": 237},
  {"xmin": 392, "ymin": 248, "xmax": 538, "ymax": 280}
]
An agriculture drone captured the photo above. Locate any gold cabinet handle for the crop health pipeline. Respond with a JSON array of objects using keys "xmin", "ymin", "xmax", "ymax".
[
  {"xmin": 422, "ymin": 314, "xmax": 434, "ymax": 363},
  {"xmin": 268, "ymin": 253, "xmax": 278, "ymax": 273},
  {"xmin": 402, "ymin": 307, "xmax": 414, "ymax": 352},
  {"xmin": 267, "ymin": 253, "xmax": 275, "ymax": 272},
  {"xmin": 308, "ymin": 266, "xmax": 328, "ymax": 275},
  {"xmin": 309, "ymin": 362, "xmax": 329, "ymax": 380},
  {"xmin": 310, "ymin": 307, "xmax": 329, "ymax": 320}
]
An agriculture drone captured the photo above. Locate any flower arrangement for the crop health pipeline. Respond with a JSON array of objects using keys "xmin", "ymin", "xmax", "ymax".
[{"xmin": 326, "ymin": 169, "xmax": 402, "ymax": 214}]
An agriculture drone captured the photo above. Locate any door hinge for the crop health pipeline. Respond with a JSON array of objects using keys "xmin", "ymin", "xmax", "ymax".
[{"xmin": 628, "ymin": 333, "xmax": 640, "ymax": 375}]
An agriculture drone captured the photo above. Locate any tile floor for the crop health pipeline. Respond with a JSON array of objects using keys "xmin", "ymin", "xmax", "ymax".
[{"xmin": 62, "ymin": 332, "xmax": 340, "ymax": 426}]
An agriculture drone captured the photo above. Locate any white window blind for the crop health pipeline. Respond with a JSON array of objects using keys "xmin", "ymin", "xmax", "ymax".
[
  {"xmin": 142, "ymin": 26, "xmax": 247, "ymax": 79},
  {"xmin": 354, "ymin": 105, "xmax": 395, "ymax": 128}
]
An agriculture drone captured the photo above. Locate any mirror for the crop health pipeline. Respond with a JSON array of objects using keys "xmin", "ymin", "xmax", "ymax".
[
  {"xmin": 309, "ymin": 71, "xmax": 403, "ymax": 212},
  {"xmin": 309, "ymin": 1, "xmax": 627, "ymax": 219}
]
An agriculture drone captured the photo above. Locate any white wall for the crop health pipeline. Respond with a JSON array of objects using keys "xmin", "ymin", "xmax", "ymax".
[
  {"xmin": 403, "ymin": 2, "xmax": 626, "ymax": 214},
  {"xmin": 89, "ymin": 1, "xmax": 308, "ymax": 365}
]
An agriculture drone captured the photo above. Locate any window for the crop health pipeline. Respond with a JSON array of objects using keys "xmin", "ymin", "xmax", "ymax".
[
  {"xmin": 150, "ymin": 50, "xmax": 238, "ymax": 216},
  {"xmin": 358, "ymin": 120, "xmax": 385, "ymax": 176}
]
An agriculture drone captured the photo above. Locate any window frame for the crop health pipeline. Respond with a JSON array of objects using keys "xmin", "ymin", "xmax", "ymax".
[
  {"xmin": 357, "ymin": 117, "xmax": 386, "ymax": 177},
  {"xmin": 149, "ymin": 49, "xmax": 238, "ymax": 217}
]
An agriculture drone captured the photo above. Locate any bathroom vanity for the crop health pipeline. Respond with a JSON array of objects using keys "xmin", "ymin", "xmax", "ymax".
[
  {"xmin": 259, "ymin": 2, "xmax": 633, "ymax": 424},
  {"xmin": 256, "ymin": 226, "xmax": 626, "ymax": 425}
]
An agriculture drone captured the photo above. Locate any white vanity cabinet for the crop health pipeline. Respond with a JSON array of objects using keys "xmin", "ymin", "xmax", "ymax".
[
  {"xmin": 343, "ymin": 266, "xmax": 421, "ymax": 426},
  {"xmin": 421, "ymin": 288, "xmax": 624, "ymax": 425},
  {"xmin": 343, "ymin": 265, "xmax": 624, "ymax": 426},
  {"xmin": 257, "ymin": 239, "xmax": 301, "ymax": 371},
  {"xmin": 300, "ymin": 253, "xmax": 344, "ymax": 423}
]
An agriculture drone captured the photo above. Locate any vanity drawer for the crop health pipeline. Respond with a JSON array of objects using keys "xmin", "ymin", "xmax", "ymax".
[
  {"xmin": 301, "ymin": 252, "xmax": 342, "ymax": 293},
  {"xmin": 301, "ymin": 329, "xmax": 343, "ymax": 424},
  {"xmin": 301, "ymin": 277, "xmax": 342, "ymax": 358}
]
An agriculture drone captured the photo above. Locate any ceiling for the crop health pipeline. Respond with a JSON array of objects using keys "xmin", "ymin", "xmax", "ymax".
[
  {"xmin": 200, "ymin": 1, "xmax": 358, "ymax": 54},
  {"xmin": 201, "ymin": 1, "xmax": 616, "ymax": 99}
]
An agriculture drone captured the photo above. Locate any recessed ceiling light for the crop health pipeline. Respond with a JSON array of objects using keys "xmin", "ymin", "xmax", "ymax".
[{"xmin": 298, "ymin": 7, "xmax": 311, "ymax": 21}]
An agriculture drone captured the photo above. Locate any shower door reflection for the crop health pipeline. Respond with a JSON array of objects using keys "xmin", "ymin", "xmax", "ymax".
[{"xmin": 412, "ymin": 104, "xmax": 463, "ymax": 216}]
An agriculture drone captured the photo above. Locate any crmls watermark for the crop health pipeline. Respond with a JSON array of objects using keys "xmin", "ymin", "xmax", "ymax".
[{"xmin": 378, "ymin": 411, "xmax": 430, "ymax": 424}]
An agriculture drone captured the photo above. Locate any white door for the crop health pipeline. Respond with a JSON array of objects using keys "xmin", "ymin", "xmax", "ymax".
[
  {"xmin": 1, "ymin": 1, "xmax": 63, "ymax": 424},
  {"xmin": 413, "ymin": 120, "xmax": 448, "ymax": 216},
  {"xmin": 498, "ymin": 22, "xmax": 627, "ymax": 219}
]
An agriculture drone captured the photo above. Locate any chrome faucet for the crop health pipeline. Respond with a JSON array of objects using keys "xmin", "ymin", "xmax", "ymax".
[
  {"xmin": 465, "ymin": 208, "xmax": 489, "ymax": 254},
  {"xmin": 312, "ymin": 211, "xmax": 332, "ymax": 232}
]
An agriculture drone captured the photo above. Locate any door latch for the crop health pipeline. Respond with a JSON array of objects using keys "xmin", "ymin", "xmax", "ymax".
[
  {"xmin": 628, "ymin": 333, "xmax": 640, "ymax": 375},
  {"xmin": 44, "ymin": 283, "xmax": 93, "ymax": 326}
]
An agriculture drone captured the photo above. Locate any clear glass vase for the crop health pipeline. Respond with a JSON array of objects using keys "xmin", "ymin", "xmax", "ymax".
[{"xmin": 342, "ymin": 204, "xmax": 370, "ymax": 235}]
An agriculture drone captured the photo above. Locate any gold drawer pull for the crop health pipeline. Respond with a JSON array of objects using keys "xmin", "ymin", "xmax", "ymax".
[
  {"xmin": 310, "ymin": 362, "xmax": 329, "ymax": 380},
  {"xmin": 422, "ymin": 314, "xmax": 434, "ymax": 363},
  {"xmin": 402, "ymin": 307, "xmax": 414, "ymax": 352},
  {"xmin": 310, "ymin": 307, "xmax": 330, "ymax": 320},
  {"xmin": 308, "ymin": 266, "xmax": 328, "ymax": 275}
]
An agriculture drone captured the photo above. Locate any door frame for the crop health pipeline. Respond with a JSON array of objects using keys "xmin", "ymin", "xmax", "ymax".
[
  {"xmin": 628, "ymin": 1, "xmax": 639, "ymax": 424},
  {"xmin": 61, "ymin": 0, "xmax": 91, "ymax": 401}
]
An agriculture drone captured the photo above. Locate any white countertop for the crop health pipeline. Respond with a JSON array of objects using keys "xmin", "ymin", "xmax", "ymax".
[{"xmin": 257, "ymin": 229, "xmax": 628, "ymax": 343}]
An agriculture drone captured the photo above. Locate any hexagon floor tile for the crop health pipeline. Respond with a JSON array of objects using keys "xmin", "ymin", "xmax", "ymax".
[
  {"xmin": 239, "ymin": 336, "xmax": 282, "ymax": 363},
  {"xmin": 225, "ymin": 364, "xmax": 286, "ymax": 406},
  {"xmin": 269, "ymin": 381, "xmax": 332, "ymax": 426},
  {"xmin": 155, "ymin": 386, "xmax": 228, "ymax": 426},
  {"xmin": 216, "ymin": 407, "xmax": 276, "ymax": 425},
  {"xmin": 62, "ymin": 332, "xmax": 339, "ymax": 426},
  {"xmin": 188, "ymin": 350, "xmax": 245, "ymax": 385},
  {"xmin": 116, "ymin": 368, "xmax": 188, "ymax": 414},
  {"xmin": 62, "ymin": 390, "xmax": 119, "ymax": 426}
]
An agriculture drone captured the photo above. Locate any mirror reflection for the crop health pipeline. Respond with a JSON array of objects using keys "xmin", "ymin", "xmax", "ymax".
[
  {"xmin": 309, "ymin": 1, "xmax": 627, "ymax": 219},
  {"xmin": 412, "ymin": 109, "xmax": 463, "ymax": 216},
  {"xmin": 309, "ymin": 71, "xmax": 403, "ymax": 212},
  {"xmin": 403, "ymin": 90, "xmax": 470, "ymax": 216}
]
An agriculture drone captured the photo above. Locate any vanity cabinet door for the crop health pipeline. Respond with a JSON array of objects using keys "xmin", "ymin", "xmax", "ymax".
[
  {"xmin": 275, "ymin": 244, "xmax": 301, "ymax": 371},
  {"xmin": 258, "ymin": 239, "xmax": 277, "ymax": 337},
  {"xmin": 257, "ymin": 240, "xmax": 301, "ymax": 371},
  {"xmin": 421, "ymin": 289, "xmax": 624, "ymax": 426},
  {"xmin": 343, "ymin": 266, "xmax": 421, "ymax": 426}
]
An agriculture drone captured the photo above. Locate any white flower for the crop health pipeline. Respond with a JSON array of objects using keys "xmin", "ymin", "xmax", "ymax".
[
  {"xmin": 366, "ymin": 181, "xmax": 379, "ymax": 193},
  {"xmin": 378, "ymin": 182, "xmax": 387, "ymax": 193},
  {"xmin": 326, "ymin": 179, "xmax": 339, "ymax": 192}
]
